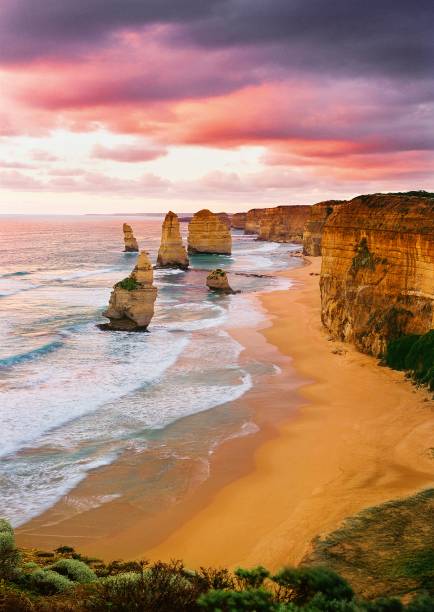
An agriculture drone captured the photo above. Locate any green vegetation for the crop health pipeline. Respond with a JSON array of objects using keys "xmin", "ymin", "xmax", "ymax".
[
  {"xmin": 116, "ymin": 276, "xmax": 139, "ymax": 290},
  {"xmin": 304, "ymin": 489, "xmax": 434, "ymax": 600},
  {"xmin": 385, "ymin": 331, "xmax": 434, "ymax": 390},
  {"xmin": 210, "ymin": 268, "xmax": 226, "ymax": 277},
  {"xmin": 0, "ymin": 514, "xmax": 433, "ymax": 610},
  {"xmin": 351, "ymin": 238, "xmax": 377, "ymax": 273}
]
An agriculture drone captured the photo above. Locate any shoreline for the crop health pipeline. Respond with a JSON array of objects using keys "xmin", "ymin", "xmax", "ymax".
[
  {"xmin": 16, "ymin": 257, "xmax": 433, "ymax": 569},
  {"xmin": 129, "ymin": 257, "xmax": 434, "ymax": 569}
]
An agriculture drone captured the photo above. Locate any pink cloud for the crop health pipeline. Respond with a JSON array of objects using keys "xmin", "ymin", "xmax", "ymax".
[{"xmin": 92, "ymin": 142, "xmax": 167, "ymax": 162}]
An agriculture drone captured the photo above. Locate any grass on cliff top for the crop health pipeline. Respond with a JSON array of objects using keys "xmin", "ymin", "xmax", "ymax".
[
  {"xmin": 356, "ymin": 190, "xmax": 434, "ymax": 200},
  {"xmin": 115, "ymin": 276, "xmax": 139, "ymax": 291},
  {"xmin": 303, "ymin": 488, "xmax": 434, "ymax": 600},
  {"xmin": 385, "ymin": 330, "xmax": 434, "ymax": 391}
]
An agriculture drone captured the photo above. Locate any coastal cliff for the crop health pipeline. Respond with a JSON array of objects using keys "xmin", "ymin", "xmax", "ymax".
[
  {"xmin": 188, "ymin": 209, "xmax": 232, "ymax": 254},
  {"xmin": 320, "ymin": 192, "xmax": 434, "ymax": 356},
  {"xmin": 231, "ymin": 212, "xmax": 247, "ymax": 229},
  {"xmin": 303, "ymin": 200, "xmax": 345, "ymax": 256},
  {"xmin": 244, "ymin": 208, "xmax": 263, "ymax": 234},
  {"xmin": 122, "ymin": 223, "xmax": 139, "ymax": 252},
  {"xmin": 258, "ymin": 205, "xmax": 310, "ymax": 242},
  {"xmin": 102, "ymin": 251, "xmax": 157, "ymax": 331},
  {"xmin": 157, "ymin": 211, "xmax": 189, "ymax": 269}
]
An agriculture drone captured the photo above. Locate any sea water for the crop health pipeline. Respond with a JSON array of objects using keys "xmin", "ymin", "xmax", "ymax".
[{"xmin": 0, "ymin": 216, "xmax": 302, "ymax": 526}]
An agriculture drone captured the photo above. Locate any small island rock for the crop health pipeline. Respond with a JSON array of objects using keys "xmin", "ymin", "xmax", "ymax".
[{"xmin": 206, "ymin": 269, "xmax": 234, "ymax": 294}]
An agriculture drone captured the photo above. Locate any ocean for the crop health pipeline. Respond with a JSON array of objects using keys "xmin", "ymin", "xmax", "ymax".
[{"xmin": 0, "ymin": 215, "xmax": 302, "ymax": 527}]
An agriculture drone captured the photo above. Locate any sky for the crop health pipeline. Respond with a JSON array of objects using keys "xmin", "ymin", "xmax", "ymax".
[{"xmin": 0, "ymin": 1, "xmax": 433, "ymax": 214}]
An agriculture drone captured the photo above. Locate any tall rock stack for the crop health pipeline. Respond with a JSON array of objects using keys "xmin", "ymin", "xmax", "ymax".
[
  {"xmin": 102, "ymin": 251, "xmax": 157, "ymax": 331},
  {"xmin": 303, "ymin": 200, "xmax": 346, "ymax": 256},
  {"xmin": 320, "ymin": 192, "xmax": 434, "ymax": 356},
  {"xmin": 216, "ymin": 212, "xmax": 232, "ymax": 228},
  {"xmin": 188, "ymin": 209, "xmax": 232, "ymax": 255},
  {"xmin": 157, "ymin": 211, "xmax": 189, "ymax": 269},
  {"xmin": 123, "ymin": 223, "xmax": 139, "ymax": 252},
  {"xmin": 258, "ymin": 205, "xmax": 311, "ymax": 242}
]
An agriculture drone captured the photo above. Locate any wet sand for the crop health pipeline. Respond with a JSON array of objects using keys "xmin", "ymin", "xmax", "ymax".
[{"xmin": 17, "ymin": 257, "xmax": 433, "ymax": 569}]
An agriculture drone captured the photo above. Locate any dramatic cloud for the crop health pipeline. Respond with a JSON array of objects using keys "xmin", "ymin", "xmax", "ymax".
[{"xmin": 0, "ymin": 1, "xmax": 433, "ymax": 210}]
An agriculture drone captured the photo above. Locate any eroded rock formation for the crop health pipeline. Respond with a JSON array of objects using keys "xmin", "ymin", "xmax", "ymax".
[
  {"xmin": 258, "ymin": 205, "xmax": 311, "ymax": 242},
  {"xmin": 303, "ymin": 200, "xmax": 345, "ymax": 256},
  {"xmin": 216, "ymin": 212, "xmax": 232, "ymax": 228},
  {"xmin": 245, "ymin": 209, "xmax": 263, "ymax": 234},
  {"xmin": 231, "ymin": 212, "xmax": 247, "ymax": 229},
  {"xmin": 320, "ymin": 192, "xmax": 434, "ymax": 356},
  {"xmin": 157, "ymin": 211, "xmax": 189, "ymax": 269},
  {"xmin": 123, "ymin": 223, "xmax": 139, "ymax": 252},
  {"xmin": 102, "ymin": 251, "xmax": 157, "ymax": 331},
  {"xmin": 188, "ymin": 209, "xmax": 232, "ymax": 255},
  {"xmin": 206, "ymin": 269, "xmax": 234, "ymax": 293}
]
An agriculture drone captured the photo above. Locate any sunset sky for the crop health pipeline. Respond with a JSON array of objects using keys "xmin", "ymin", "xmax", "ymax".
[{"xmin": 0, "ymin": 1, "xmax": 433, "ymax": 214}]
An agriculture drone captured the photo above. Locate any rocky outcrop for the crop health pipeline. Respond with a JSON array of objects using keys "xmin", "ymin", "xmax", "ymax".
[
  {"xmin": 102, "ymin": 251, "xmax": 157, "ymax": 331},
  {"xmin": 303, "ymin": 200, "xmax": 345, "ymax": 256},
  {"xmin": 258, "ymin": 205, "xmax": 310, "ymax": 242},
  {"xmin": 216, "ymin": 212, "xmax": 232, "ymax": 228},
  {"xmin": 206, "ymin": 269, "xmax": 234, "ymax": 293},
  {"xmin": 231, "ymin": 212, "xmax": 247, "ymax": 229},
  {"xmin": 320, "ymin": 192, "xmax": 434, "ymax": 356},
  {"xmin": 245, "ymin": 209, "xmax": 263, "ymax": 234},
  {"xmin": 188, "ymin": 209, "xmax": 232, "ymax": 255},
  {"xmin": 157, "ymin": 211, "xmax": 189, "ymax": 269},
  {"xmin": 123, "ymin": 223, "xmax": 139, "ymax": 252}
]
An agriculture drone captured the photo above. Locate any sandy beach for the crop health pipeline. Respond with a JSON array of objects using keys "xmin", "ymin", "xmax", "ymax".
[
  {"xmin": 134, "ymin": 257, "xmax": 434, "ymax": 569},
  {"xmin": 16, "ymin": 257, "xmax": 433, "ymax": 569}
]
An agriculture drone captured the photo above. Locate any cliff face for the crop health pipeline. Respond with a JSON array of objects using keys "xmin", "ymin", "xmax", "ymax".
[
  {"xmin": 123, "ymin": 223, "xmax": 139, "ymax": 252},
  {"xmin": 320, "ymin": 193, "xmax": 434, "ymax": 356},
  {"xmin": 216, "ymin": 212, "xmax": 232, "ymax": 228},
  {"xmin": 303, "ymin": 200, "xmax": 345, "ymax": 256},
  {"xmin": 258, "ymin": 205, "xmax": 311, "ymax": 242},
  {"xmin": 231, "ymin": 212, "xmax": 247, "ymax": 230},
  {"xmin": 103, "ymin": 251, "xmax": 157, "ymax": 331},
  {"xmin": 245, "ymin": 209, "xmax": 263, "ymax": 234},
  {"xmin": 157, "ymin": 211, "xmax": 189, "ymax": 269},
  {"xmin": 188, "ymin": 209, "xmax": 232, "ymax": 254}
]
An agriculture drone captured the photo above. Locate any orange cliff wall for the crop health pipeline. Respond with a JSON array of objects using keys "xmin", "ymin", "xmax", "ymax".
[
  {"xmin": 231, "ymin": 212, "xmax": 247, "ymax": 229},
  {"xmin": 245, "ymin": 208, "xmax": 264, "ymax": 234},
  {"xmin": 258, "ymin": 205, "xmax": 310, "ymax": 242},
  {"xmin": 302, "ymin": 200, "xmax": 345, "ymax": 256},
  {"xmin": 320, "ymin": 193, "xmax": 434, "ymax": 357}
]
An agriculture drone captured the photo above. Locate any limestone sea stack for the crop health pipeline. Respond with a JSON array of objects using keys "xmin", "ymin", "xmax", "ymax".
[
  {"xmin": 188, "ymin": 209, "xmax": 232, "ymax": 255},
  {"xmin": 123, "ymin": 223, "xmax": 139, "ymax": 252},
  {"xmin": 320, "ymin": 192, "xmax": 434, "ymax": 356},
  {"xmin": 102, "ymin": 251, "xmax": 157, "ymax": 331},
  {"xmin": 157, "ymin": 211, "xmax": 189, "ymax": 269},
  {"xmin": 206, "ymin": 269, "xmax": 234, "ymax": 293}
]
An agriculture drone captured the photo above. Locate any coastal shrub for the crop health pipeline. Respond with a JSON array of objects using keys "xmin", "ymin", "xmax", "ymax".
[
  {"xmin": 0, "ymin": 519, "xmax": 21, "ymax": 580},
  {"xmin": 197, "ymin": 587, "xmax": 276, "ymax": 611},
  {"xmin": 85, "ymin": 560, "xmax": 199, "ymax": 611},
  {"xmin": 271, "ymin": 566, "xmax": 354, "ymax": 605},
  {"xmin": 28, "ymin": 568, "xmax": 73, "ymax": 595},
  {"xmin": 0, "ymin": 581, "xmax": 34, "ymax": 612},
  {"xmin": 235, "ymin": 566, "xmax": 270, "ymax": 589},
  {"xmin": 54, "ymin": 546, "xmax": 75, "ymax": 555},
  {"xmin": 116, "ymin": 277, "xmax": 139, "ymax": 291},
  {"xmin": 50, "ymin": 558, "xmax": 96, "ymax": 583},
  {"xmin": 405, "ymin": 594, "xmax": 434, "ymax": 611},
  {"xmin": 385, "ymin": 331, "xmax": 434, "ymax": 390}
]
